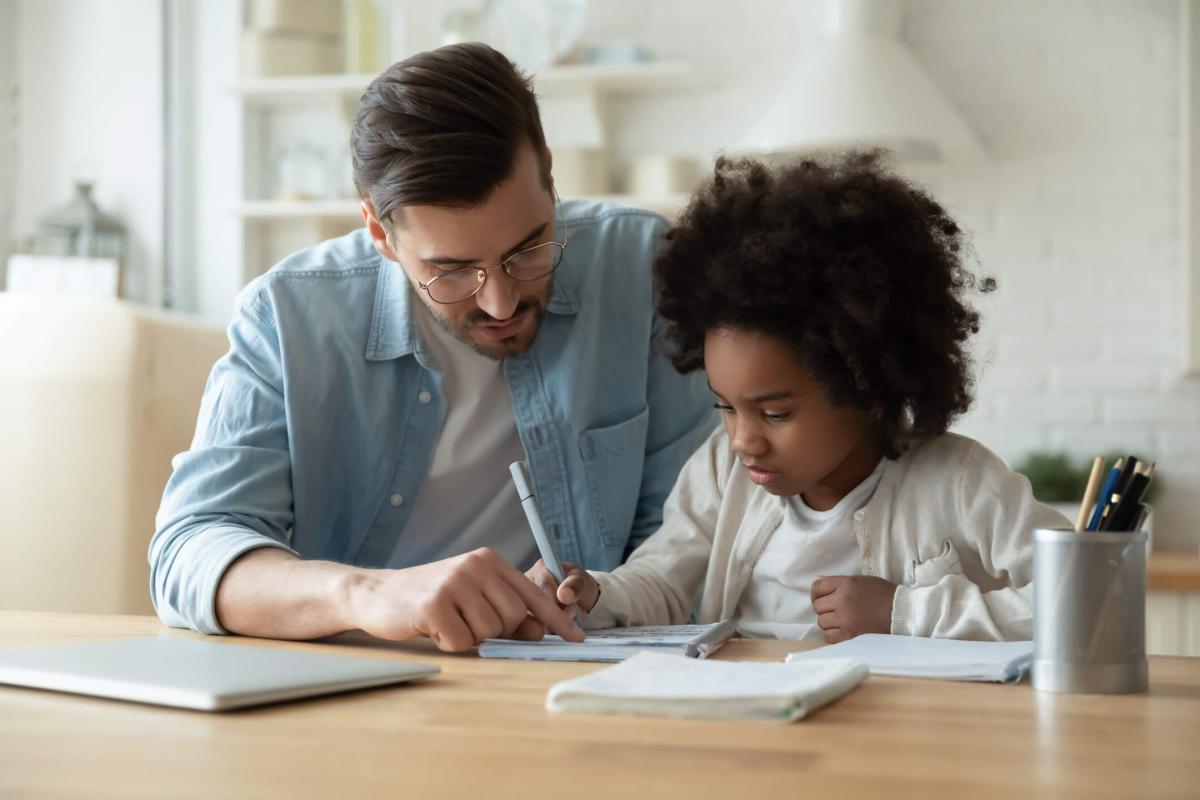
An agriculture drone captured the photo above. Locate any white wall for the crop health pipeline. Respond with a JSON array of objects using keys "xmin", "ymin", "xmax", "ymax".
[
  {"xmin": 900, "ymin": 0, "xmax": 1197, "ymax": 552},
  {"xmin": 11, "ymin": 0, "xmax": 164, "ymax": 305},
  {"xmin": 185, "ymin": 0, "xmax": 243, "ymax": 320},
  {"xmin": 0, "ymin": 1, "xmax": 16, "ymax": 285}
]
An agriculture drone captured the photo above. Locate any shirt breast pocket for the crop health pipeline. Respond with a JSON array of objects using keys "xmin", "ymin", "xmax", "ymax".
[{"xmin": 578, "ymin": 406, "xmax": 650, "ymax": 548}]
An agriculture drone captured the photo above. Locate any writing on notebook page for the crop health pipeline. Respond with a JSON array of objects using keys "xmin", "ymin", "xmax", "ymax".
[{"xmin": 479, "ymin": 622, "xmax": 737, "ymax": 662}]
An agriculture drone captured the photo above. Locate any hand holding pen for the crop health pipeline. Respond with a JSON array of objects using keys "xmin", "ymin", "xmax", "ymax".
[
  {"xmin": 525, "ymin": 559, "xmax": 601, "ymax": 618},
  {"xmin": 510, "ymin": 460, "xmax": 591, "ymax": 630}
]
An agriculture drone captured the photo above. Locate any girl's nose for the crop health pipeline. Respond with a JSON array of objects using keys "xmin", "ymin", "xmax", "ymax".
[{"xmin": 729, "ymin": 416, "xmax": 768, "ymax": 458}]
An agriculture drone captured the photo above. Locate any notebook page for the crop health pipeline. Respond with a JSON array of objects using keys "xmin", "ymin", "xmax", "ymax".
[{"xmin": 786, "ymin": 634, "xmax": 1032, "ymax": 682}]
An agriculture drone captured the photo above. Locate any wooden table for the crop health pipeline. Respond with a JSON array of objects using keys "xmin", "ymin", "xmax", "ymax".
[
  {"xmin": 1, "ymin": 612, "xmax": 1197, "ymax": 799},
  {"xmin": 1148, "ymin": 551, "xmax": 1200, "ymax": 656},
  {"xmin": 1148, "ymin": 550, "xmax": 1200, "ymax": 592}
]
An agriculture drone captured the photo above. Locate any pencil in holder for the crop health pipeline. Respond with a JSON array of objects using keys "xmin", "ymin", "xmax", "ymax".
[{"xmin": 1032, "ymin": 527, "xmax": 1148, "ymax": 694}]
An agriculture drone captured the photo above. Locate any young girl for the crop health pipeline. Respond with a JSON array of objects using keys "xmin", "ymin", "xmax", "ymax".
[{"xmin": 531, "ymin": 152, "xmax": 1068, "ymax": 642}]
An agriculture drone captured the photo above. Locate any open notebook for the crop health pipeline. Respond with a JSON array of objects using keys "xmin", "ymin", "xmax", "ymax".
[
  {"xmin": 478, "ymin": 621, "xmax": 737, "ymax": 662},
  {"xmin": 786, "ymin": 634, "xmax": 1033, "ymax": 683}
]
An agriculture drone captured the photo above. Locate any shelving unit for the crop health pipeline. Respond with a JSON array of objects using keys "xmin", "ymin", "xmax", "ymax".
[{"xmin": 236, "ymin": 60, "xmax": 696, "ymax": 283}]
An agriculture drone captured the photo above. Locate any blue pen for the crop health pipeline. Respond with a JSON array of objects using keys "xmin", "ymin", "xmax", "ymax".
[{"xmin": 1087, "ymin": 458, "xmax": 1124, "ymax": 531}]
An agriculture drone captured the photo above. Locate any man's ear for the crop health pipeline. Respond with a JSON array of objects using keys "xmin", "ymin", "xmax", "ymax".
[{"xmin": 361, "ymin": 200, "xmax": 401, "ymax": 262}]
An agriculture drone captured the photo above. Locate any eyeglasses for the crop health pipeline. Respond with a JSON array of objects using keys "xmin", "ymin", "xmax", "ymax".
[{"xmin": 417, "ymin": 209, "xmax": 569, "ymax": 305}]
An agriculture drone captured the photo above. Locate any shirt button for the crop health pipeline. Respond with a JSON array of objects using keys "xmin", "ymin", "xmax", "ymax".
[
  {"xmin": 389, "ymin": 493, "xmax": 404, "ymax": 507},
  {"xmin": 854, "ymin": 510, "xmax": 866, "ymax": 520},
  {"xmin": 417, "ymin": 390, "xmax": 432, "ymax": 404}
]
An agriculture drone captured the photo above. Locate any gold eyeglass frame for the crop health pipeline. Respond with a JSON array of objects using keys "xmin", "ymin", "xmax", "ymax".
[{"xmin": 416, "ymin": 197, "xmax": 569, "ymax": 305}]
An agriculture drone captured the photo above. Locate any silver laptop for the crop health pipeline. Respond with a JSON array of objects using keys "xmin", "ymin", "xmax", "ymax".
[{"xmin": 0, "ymin": 636, "xmax": 439, "ymax": 711}]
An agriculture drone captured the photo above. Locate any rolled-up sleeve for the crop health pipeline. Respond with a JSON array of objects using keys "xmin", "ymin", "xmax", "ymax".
[{"xmin": 149, "ymin": 291, "xmax": 297, "ymax": 634}]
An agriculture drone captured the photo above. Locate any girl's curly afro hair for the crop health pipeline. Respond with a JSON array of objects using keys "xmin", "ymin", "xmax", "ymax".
[{"xmin": 654, "ymin": 151, "xmax": 995, "ymax": 459}]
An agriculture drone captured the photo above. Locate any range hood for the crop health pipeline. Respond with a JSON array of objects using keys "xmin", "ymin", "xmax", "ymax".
[{"xmin": 749, "ymin": 0, "xmax": 985, "ymax": 161}]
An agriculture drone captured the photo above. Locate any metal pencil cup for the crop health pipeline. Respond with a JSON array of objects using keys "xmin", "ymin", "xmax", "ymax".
[{"xmin": 1032, "ymin": 528, "xmax": 1148, "ymax": 694}]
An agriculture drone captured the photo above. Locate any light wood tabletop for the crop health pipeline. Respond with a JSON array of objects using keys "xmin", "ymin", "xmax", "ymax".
[
  {"xmin": 1148, "ymin": 550, "xmax": 1200, "ymax": 592},
  {"xmin": 1, "ymin": 612, "xmax": 1197, "ymax": 799}
]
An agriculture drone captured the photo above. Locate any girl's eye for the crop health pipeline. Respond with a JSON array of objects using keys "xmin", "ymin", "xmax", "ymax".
[
  {"xmin": 713, "ymin": 403, "xmax": 734, "ymax": 414},
  {"xmin": 763, "ymin": 411, "xmax": 790, "ymax": 422}
]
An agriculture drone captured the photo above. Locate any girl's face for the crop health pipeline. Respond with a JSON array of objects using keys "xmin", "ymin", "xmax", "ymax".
[{"xmin": 704, "ymin": 327, "xmax": 883, "ymax": 511}]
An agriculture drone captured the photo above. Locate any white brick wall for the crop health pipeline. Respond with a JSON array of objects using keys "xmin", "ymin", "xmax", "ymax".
[{"xmin": 580, "ymin": 0, "xmax": 1197, "ymax": 549}]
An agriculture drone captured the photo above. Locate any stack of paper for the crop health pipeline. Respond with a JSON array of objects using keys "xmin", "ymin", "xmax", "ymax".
[
  {"xmin": 479, "ymin": 622, "xmax": 736, "ymax": 662},
  {"xmin": 786, "ymin": 634, "xmax": 1033, "ymax": 683},
  {"xmin": 546, "ymin": 651, "xmax": 869, "ymax": 722}
]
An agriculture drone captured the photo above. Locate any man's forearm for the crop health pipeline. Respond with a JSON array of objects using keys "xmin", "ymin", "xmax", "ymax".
[
  {"xmin": 214, "ymin": 548, "xmax": 366, "ymax": 639},
  {"xmin": 213, "ymin": 545, "xmax": 585, "ymax": 649}
]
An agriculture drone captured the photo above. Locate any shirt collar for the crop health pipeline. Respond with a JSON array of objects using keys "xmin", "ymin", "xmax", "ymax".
[{"xmin": 365, "ymin": 254, "xmax": 418, "ymax": 361}]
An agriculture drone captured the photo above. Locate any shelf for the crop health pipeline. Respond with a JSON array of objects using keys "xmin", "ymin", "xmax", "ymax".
[
  {"xmin": 234, "ymin": 61, "xmax": 693, "ymax": 105},
  {"xmin": 239, "ymin": 194, "xmax": 690, "ymax": 221},
  {"xmin": 236, "ymin": 73, "xmax": 376, "ymax": 104},
  {"xmin": 240, "ymin": 200, "xmax": 361, "ymax": 219},
  {"xmin": 533, "ymin": 61, "xmax": 693, "ymax": 94}
]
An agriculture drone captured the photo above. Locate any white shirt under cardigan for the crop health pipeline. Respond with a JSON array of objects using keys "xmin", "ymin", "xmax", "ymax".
[
  {"xmin": 735, "ymin": 457, "xmax": 886, "ymax": 641},
  {"xmin": 586, "ymin": 428, "xmax": 1070, "ymax": 641}
]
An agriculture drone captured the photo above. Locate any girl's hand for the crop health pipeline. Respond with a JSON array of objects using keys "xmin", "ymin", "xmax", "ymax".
[
  {"xmin": 525, "ymin": 559, "xmax": 601, "ymax": 614},
  {"xmin": 810, "ymin": 575, "xmax": 897, "ymax": 643},
  {"xmin": 511, "ymin": 560, "xmax": 601, "ymax": 641}
]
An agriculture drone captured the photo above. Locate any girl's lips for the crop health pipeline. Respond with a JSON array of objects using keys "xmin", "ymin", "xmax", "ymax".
[
  {"xmin": 744, "ymin": 465, "xmax": 780, "ymax": 485},
  {"xmin": 476, "ymin": 310, "xmax": 527, "ymax": 341}
]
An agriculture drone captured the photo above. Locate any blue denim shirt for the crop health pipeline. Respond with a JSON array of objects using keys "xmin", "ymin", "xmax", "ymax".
[{"xmin": 150, "ymin": 201, "xmax": 716, "ymax": 634}]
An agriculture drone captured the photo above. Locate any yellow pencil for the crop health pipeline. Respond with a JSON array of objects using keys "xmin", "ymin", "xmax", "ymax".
[{"xmin": 1075, "ymin": 456, "xmax": 1106, "ymax": 533}]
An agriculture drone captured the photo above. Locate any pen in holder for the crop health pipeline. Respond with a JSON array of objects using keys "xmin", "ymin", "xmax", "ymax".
[{"xmin": 1032, "ymin": 527, "xmax": 1148, "ymax": 694}]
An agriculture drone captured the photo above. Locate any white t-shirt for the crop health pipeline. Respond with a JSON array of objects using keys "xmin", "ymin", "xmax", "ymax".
[
  {"xmin": 389, "ymin": 304, "xmax": 536, "ymax": 569},
  {"xmin": 735, "ymin": 458, "xmax": 886, "ymax": 641}
]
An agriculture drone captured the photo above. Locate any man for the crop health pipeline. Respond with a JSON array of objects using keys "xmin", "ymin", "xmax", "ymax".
[{"xmin": 149, "ymin": 43, "xmax": 714, "ymax": 651}]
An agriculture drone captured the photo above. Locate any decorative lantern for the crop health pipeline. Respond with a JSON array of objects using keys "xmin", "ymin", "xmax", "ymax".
[{"xmin": 32, "ymin": 181, "xmax": 127, "ymax": 266}]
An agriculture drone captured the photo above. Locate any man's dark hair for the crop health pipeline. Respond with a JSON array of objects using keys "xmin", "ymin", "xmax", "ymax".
[
  {"xmin": 351, "ymin": 43, "xmax": 551, "ymax": 222},
  {"xmin": 654, "ymin": 151, "xmax": 995, "ymax": 458}
]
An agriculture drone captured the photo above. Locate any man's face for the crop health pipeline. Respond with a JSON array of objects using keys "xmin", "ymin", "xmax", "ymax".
[{"xmin": 365, "ymin": 144, "xmax": 557, "ymax": 360}]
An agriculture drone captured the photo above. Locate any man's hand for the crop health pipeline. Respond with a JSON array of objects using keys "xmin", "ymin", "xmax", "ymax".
[
  {"xmin": 344, "ymin": 548, "xmax": 585, "ymax": 652},
  {"xmin": 525, "ymin": 559, "xmax": 600, "ymax": 614},
  {"xmin": 810, "ymin": 575, "xmax": 898, "ymax": 644}
]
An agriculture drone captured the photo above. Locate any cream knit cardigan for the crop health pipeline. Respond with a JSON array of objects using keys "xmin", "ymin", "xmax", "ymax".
[{"xmin": 589, "ymin": 428, "xmax": 1069, "ymax": 640}]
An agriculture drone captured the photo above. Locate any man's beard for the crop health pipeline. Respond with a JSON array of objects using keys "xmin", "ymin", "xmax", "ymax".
[{"xmin": 429, "ymin": 281, "xmax": 551, "ymax": 360}]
